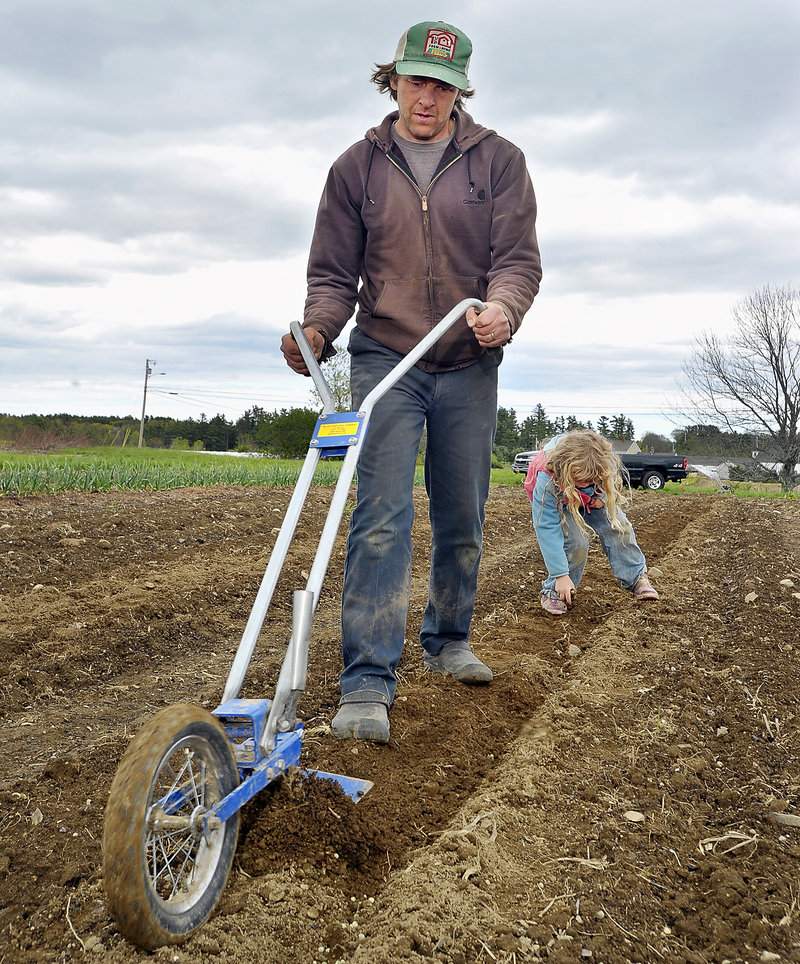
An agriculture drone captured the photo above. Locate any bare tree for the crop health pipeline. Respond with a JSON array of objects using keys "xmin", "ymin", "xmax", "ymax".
[
  {"xmin": 682, "ymin": 284, "xmax": 800, "ymax": 491},
  {"xmin": 308, "ymin": 343, "xmax": 352, "ymax": 412}
]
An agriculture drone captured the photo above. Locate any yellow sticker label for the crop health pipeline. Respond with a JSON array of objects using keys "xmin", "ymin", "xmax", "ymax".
[{"xmin": 317, "ymin": 422, "xmax": 359, "ymax": 437}]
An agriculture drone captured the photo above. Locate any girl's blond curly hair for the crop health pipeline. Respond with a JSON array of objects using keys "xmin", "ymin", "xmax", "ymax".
[{"xmin": 545, "ymin": 430, "xmax": 630, "ymax": 534}]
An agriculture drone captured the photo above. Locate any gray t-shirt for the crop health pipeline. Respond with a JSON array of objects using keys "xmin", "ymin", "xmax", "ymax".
[{"xmin": 392, "ymin": 124, "xmax": 453, "ymax": 191}]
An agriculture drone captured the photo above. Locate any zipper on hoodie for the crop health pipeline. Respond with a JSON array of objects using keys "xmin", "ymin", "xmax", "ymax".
[
  {"xmin": 386, "ymin": 151, "xmax": 463, "ymax": 211},
  {"xmin": 422, "ymin": 156, "xmax": 463, "ymax": 346},
  {"xmin": 386, "ymin": 149, "xmax": 464, "ymax": 361}
]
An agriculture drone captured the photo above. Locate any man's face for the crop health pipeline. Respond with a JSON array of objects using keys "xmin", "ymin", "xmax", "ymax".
[{"xmin": 390, "ymin": 74, "xmax": 459, "ymax": 143}]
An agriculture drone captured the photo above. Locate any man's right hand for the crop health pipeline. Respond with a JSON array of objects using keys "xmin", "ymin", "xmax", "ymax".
[{"xmin": 280, "ymin": 326, "xmax": 326, "ymax": 375}]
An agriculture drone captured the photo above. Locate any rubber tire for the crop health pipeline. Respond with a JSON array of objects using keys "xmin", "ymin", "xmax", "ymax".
[
  {"xmin": 641, "ymin": 470, "xmax": 665, "ymax": 491},
  {"xmin": 103, "ymin": 704, "xmax": 240, "ymax": 949}
]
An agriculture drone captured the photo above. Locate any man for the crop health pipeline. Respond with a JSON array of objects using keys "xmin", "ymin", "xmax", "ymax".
[{"xmin": 281, "ymin": 21, "xmax": 541, "ymax": 742}]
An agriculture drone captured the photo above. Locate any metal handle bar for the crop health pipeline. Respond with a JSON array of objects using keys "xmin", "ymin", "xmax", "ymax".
[
  {"xmin": 358, "ymin": 298, "xmax": 486, "ymax": 418},
  {"xmin": 289, "ymin": 320, "xmax": 336, "ymax": 415},
  {"xmin": 221, "ymin": 298, "xmax": 487, "ymax": 736}
]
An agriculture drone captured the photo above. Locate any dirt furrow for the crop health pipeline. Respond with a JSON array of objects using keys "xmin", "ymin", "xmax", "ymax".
[{"xmin": 2, "ymin": 488, "xmax": 800, "ymax": 964}]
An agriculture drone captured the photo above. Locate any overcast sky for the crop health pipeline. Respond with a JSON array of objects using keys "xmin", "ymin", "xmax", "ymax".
[{"xmin": 2, "ymin": 0, "xmax": 799, "ymax": 440}]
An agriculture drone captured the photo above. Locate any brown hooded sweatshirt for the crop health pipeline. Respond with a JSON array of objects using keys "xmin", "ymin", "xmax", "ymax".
[{"xmin": 303, "ymin": 110, "xmax": 542, "ymax": 373}]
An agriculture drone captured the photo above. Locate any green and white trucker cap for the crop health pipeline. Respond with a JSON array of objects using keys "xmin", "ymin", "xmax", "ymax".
[{"xmin": 393, "ymin": 21, "xmax": 472, "ymax": 90}]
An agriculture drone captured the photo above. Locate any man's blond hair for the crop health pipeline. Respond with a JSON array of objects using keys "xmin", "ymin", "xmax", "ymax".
[{"xmin": 370, "ymin": 62, "xmax": 475, "ymax": 110}]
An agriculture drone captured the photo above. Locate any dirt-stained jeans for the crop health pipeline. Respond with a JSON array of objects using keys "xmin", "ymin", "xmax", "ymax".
[
  {"xmin": 339, "ymin": 328, "xmax": 500, "ymax": 705},
  {"xmin": 540, "ymin": 505, "xmax": 647, "ymax": 595}
]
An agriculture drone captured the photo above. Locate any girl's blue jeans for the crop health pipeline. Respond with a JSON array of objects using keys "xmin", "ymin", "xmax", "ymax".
[
  {"xmin": 339, "ymin": 328, "xmax": 500, "ymax": 705},
  {"xmin": 541, "ymin": 504, "xmax": 647, "ymax": 595}
]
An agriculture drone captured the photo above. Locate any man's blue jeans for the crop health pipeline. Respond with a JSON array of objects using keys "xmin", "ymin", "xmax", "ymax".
[
  {"xmin": 339, "ymin": 328, "xmax": 500, "ymax": 705},
  {"xmin": 540, "ymin": 504, "xmax": 647, "ymax": 595}
]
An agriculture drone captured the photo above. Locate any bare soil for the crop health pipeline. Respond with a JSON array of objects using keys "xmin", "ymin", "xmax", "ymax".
[{"xmin": 2, "ymin": 483, "xmax": 800, "ymax": 964}]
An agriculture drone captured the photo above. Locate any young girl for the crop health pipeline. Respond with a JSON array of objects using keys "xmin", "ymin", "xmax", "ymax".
[{"xmin": 525, "ymin": 430, "xmax": 658, "ymax": 615}]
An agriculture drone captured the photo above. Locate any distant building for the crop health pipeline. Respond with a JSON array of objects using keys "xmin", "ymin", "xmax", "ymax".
[{"xmin": 609, "ymin": 440, "xmax": 641, "ymax": 455}]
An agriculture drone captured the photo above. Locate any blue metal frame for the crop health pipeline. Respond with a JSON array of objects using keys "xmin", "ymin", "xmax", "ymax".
[
  {"xmin": 204, "ymin": 699, "xmax": 373, "ymax": 828},
  {"xmin": 310, "ymin": 411, "xmax": 367, "ymax": 458}
]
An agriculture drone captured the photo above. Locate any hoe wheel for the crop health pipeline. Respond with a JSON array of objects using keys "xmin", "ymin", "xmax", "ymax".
[{"xmin": 103, "ymin": 704, "xmax": 240, "ymax": 949}]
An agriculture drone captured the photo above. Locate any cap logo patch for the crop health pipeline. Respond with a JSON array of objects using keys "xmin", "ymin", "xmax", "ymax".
[{"xmin": 423, "ymin": 28, "xmax": 457, "ymax": 62}]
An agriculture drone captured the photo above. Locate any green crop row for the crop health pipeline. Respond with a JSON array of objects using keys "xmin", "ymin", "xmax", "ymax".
[
  {"xmin": 0, "ymin": 450, "xmax": 348, "ymax": 496},
  {"xmin": 3, "ymin": 448, "xmax": 792, "ymax": 498}
]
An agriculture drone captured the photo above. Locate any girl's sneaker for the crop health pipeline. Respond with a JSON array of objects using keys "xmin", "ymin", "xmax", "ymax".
[
  {"xmin": 540, "ymin": 591, "xmax": 569, "ymax": 615},
  {"xmin": 633, "ymin": 574, "xmax": 659, "ymax": 600}
]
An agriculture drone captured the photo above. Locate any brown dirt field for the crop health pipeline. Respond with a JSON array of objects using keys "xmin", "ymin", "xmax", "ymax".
[{"xmin": 2, "ymin": 483, "xmax": 800, "ymax": 964}]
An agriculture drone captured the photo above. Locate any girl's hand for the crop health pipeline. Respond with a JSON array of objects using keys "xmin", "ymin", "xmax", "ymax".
[
  {"xmin": 555, "ymin": 574, "xmax": 575, "ymax": 607},
  {"xmin": 588, "ymin": 496, "xmax": 604, "ymax": 509}
]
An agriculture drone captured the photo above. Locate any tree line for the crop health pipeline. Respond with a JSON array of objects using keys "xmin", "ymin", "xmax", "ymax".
[
  {"xmin": 0, "ymin": 409, "xmax": 318, "ymax": 457},
  {"xmin": 0, "ymin": 407, "xmax": 766, "ymax": 463},
  {"xmin": 492, "ymin": 407, "xmax": 636, "ymax": 466}
]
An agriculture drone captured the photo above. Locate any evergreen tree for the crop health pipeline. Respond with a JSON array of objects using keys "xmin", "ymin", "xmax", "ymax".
[
  {"xmin": 205, "ymin": 414, "xmax": 236, "ymax": 451},
  {"xmin": 610, "ymin": 414, "xmax": 628, "ymax": 438},
  {"xmin": 518, "ymin": 415, "xmax": 540, "ymax": 450},
  {"xmin": 533, "ymin": 403, "xmax": 549, "ymax": 439},
  {"xmin": 494, "ymin": 407, "xmax": 520, "ymax": 451}
]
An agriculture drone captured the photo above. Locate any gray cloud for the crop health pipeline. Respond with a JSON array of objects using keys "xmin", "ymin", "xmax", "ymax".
[
  {"xmin": 2, "ymin": 0, "xmax": 799, "ymax": 431},
  {"xmin": 484, "ymin": 2, "xmax": 800, "ymax": 204},
  {"xmin": 542, "ymin": 217, "xmax": 800, "ymax": 299},
  {"xmin": 0, "ymin": 137, "xmax": 314, "ymax": 263}
]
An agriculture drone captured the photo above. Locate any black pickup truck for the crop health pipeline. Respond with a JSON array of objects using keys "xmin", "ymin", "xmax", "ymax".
[
  {"xmin": 511, "ymin": 450, "xmax": 688, "ymax": 491},
  {"xmin": 619, "ymin": 453, "xmax": 688, "ymax": 490}
]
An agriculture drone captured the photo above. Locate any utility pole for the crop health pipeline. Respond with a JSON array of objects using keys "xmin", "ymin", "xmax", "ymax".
[{"xmin": 138, "ymin": 359, "xmax": 163, "ymax": 448}]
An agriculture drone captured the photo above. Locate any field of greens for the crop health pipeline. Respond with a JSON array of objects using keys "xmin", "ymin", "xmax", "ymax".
[
  {"xmin": 0, "ymin": 448, "xmax": 348, "ymax": 496},
  {"xmin": 1, "ymin": 446, "xmax": 791, "ymax": 498},
  {"xmin": 0, "ymin": 447, "xmax": 432, "ymax": 496}
]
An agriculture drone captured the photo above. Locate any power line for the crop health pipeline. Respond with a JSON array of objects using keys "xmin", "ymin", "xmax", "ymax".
[
  {"xmin": 153, "ymin": 386, "xmax": 299, "ymax": 401},
  {"xmin": 149, "ymin": 387, "xmax": 310, "ymax": 412}
]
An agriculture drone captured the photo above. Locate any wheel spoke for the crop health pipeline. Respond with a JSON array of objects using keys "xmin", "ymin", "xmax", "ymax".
[
  {"xmin": 149, "ymin": 827, "xmax": 199, "ymax": 897},
  {"xmin": 184, "ymin": 749, "xmax": 201, "ymax": 808},
  {"xmin": 152, "ymin": 749, "xmax": 199, "ymax": 817},
  {"xmin": 198, "ymin": 760, "xmax": 207, "ymax": 809}
]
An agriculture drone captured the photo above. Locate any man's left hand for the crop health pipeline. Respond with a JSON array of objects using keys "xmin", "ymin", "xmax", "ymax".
[{"xmin": 466, "ymin": 302, "xmax": 512, "ymax": 348}]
